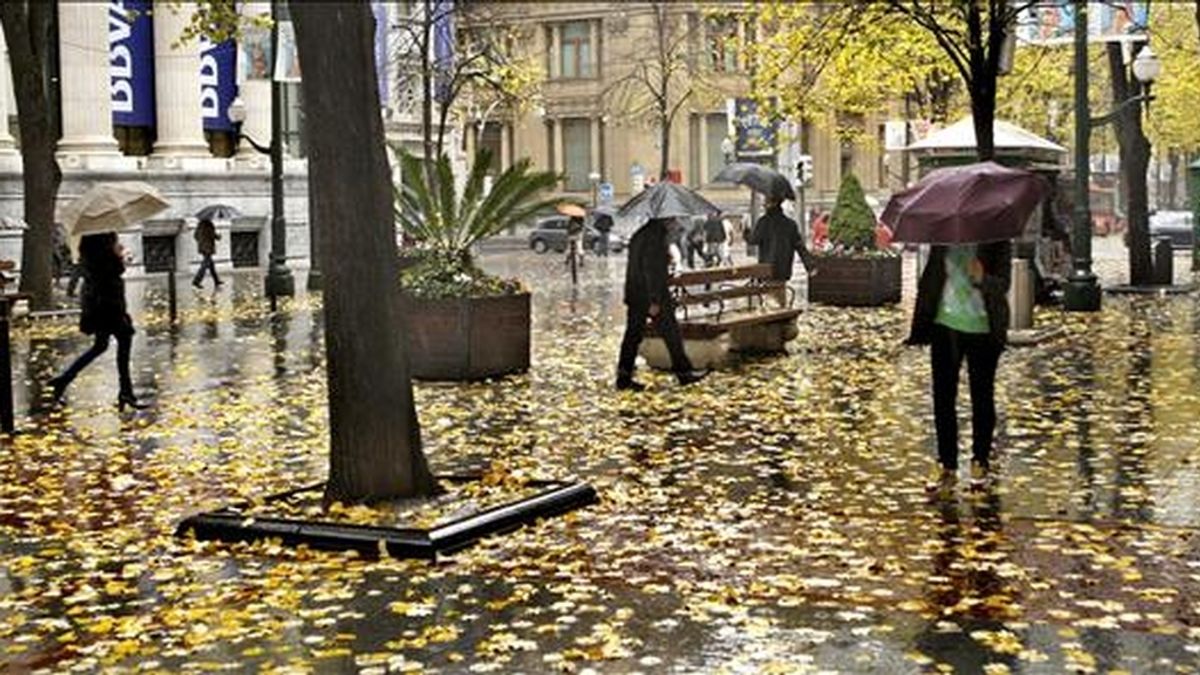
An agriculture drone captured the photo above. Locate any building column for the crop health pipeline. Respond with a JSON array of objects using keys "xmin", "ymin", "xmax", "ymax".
[
  {"xmin": 549, "ymin": 25, "xmax": 561, "ymax": 79},
  {"xmin": 590, "ymin": 116, "xmax": 601, "ymax": 176},
  {"xmin": 151, "ymin": 0, "xmax": 211, "ymax": 164},
  {"xmin": 500, "ymin": 122, "xmax": 512, "ymax": 172},
  {"xmin": 698, "ymin": 114, "xmax": 709, "ymax": 186},
  {"xmin": 552, "ymin": 118, "xmax": 564, "ymax": 187},
  {"xmin": 56, "ymin": 3, "xmax": 124, "ymax": 168},
  {"xmin": 236, "ymin": 2, "xmax": 272, "ymax": 167}
]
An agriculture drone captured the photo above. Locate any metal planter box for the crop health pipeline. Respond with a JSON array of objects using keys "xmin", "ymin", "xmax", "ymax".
[
  {"xmin": 808, "ymin": 254, "xmax": 902, "ymax": 307},
  {"xmin": 404, "ymin": 292, "xmax": 531, "ymax": 380}
]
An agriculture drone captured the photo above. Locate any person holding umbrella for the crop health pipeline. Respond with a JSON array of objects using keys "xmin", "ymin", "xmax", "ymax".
[
  {"xmin": 714, "ymin": 163, "xmax": 814, "ymax": 304},
  {"xmin": 746, "ymin": 195, "xmax": 816, "ymax": 306},
  {"xmin": 887, "ymin": 162, "xmax": 1049, "ymax": 486},
  {"xmin": 48, "ymin": 182, "xmax": 168, "ymax": 410},
  {"xmin": 192, "ymin": 217, "xmax": 222, "ymax": 289},
  {"xmin": 614, "ymin": 182, "xmax": 716, "ymax": 391},
  {"xmin": 48, "ymin": 233, "xmax": 147, "ymax": 410}
]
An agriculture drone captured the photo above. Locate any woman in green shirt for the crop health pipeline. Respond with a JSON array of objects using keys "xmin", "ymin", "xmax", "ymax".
[{"xmin": 908, "ymin": 241, "xmax": 1012, "ymax": 484}]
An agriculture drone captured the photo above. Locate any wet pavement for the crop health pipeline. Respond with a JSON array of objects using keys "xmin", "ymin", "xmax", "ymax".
[{"xmin": 0, "ymin": 238, "xmax": 1199, "ymax": 673}]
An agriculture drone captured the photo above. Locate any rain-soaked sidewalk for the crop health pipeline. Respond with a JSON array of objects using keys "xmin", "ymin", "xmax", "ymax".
[{"xmin": 0, "ymin": 243, "xmax": 1199, "ymax": 673}]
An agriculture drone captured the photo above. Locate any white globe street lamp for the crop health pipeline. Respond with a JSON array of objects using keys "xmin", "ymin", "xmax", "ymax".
[{"xmin": 1132, "ymin": 45, "xmax": 1161, "ymax": 84}]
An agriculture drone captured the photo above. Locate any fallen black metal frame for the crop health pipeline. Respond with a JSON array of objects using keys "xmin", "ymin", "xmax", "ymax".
[
  {"xmin": 1104, "ymin": 283, "xmax": 1197, "ymax": 296},
  {"xmin": 175, "ymin": 474, "xmax": 597, "ymax": 559}
]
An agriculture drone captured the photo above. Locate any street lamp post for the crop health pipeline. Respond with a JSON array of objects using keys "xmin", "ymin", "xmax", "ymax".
[
  {"xmin": 1065, "ymin": 0, "xmax": 1159, "ymax": 312},
  {"xmin": 588, "ymin": 171, "xmax": 601, "ymax": 207},
  {"xmin": 227, "ymin": 2, "xmax": 294, "ymax": 310}
]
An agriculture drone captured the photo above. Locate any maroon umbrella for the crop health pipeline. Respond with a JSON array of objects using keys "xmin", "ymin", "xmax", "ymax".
[{"xmin": 882, "ymin": 162, "xmax": 1050, "ymax": 244}]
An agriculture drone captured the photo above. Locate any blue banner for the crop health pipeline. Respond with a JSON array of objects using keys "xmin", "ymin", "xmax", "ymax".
[
  {"xmin": 433, "ymin": 0, "xmax": 454, "ymax": 103},
  {"xmin": 373, "ymin": 1, "xmax": 390, "ymax": 106},
  {"xmin": 109, "ymin": 0, "xmax": 156, "ymax": 127},
  {"xmin": 732, "ymin": 97, "xmax": 777, "ymax": 159},
  {"xmin": 200, "ymin": 37, "xmax": 237, "ymax": 131}
]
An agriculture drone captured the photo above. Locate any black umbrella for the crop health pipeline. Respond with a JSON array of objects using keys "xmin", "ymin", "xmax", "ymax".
[
  {"xmin": 195, "ymin": 204, "xmax": 241, "ymax": 221},
  {"xmin": 617, "ymin": 182, "xmax": 720, "ymax": 222},
  {"xmin": 713, "ymin": 163, "xmax": 796, "ymax": 201}
]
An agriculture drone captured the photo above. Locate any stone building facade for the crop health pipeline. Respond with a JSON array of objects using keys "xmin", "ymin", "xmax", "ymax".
[
  {"xmin": 467, "ymin": 2, "xmax": 901, "ymax": 215},
  {"xmin": 0, "ymin": 1, "xmax": 425, "ymax": 278}
]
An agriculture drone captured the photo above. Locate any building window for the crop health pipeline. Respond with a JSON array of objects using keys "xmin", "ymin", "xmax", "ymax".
[
  {"xmin": 560, "ymin": 21, "xmax": 592, "ymax": 79},
  {"xmin": 840, "ymin": 139, "xmax": 855, "ymax": 182},
  {"xmin": 562, "ymin": 118, "xmax": 591, "ymax": 191},
  {"xmin": 707, "ymin": 17, "xmax": 739, "ymax": 72},
  {"xmin": 705, "ymin": 113, "xmax": 728, "ymax": 182},
  {"xmin": 479, "ymin": 122, "xmax": 503, "ymax": 174}
]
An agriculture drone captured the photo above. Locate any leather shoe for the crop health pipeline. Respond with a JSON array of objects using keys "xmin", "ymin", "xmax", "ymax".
[
  {"xmin": 676, "ymin": 370, "xmax": 709, "ymax": 386},
  {"xmin": 615, "ymin": 379, "xmax": 646, "ymax": 392}
]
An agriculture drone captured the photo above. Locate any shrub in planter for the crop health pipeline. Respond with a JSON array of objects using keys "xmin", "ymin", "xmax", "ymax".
[
  {"xmin": 394, "ymin": 149, "xmax": 565, "ymax": 378},
  {"xmin": 809, "ymin": 173, "xmax": 902, "ymax": 306}
]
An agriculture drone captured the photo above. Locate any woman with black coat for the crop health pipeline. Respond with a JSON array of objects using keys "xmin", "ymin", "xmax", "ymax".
[{"xmin": 49, "ymin": 233, "xmax": 147, "ymax": 410}]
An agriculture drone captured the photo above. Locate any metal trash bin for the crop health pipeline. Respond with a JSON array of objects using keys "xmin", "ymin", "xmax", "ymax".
[
  {"xmin": 1153, "ymin": 236, "xmax": 1173, "ymax": 285},
  {"xmin": 1009, "ymin": 258, "xmax": 1033, "ymax": 330}
]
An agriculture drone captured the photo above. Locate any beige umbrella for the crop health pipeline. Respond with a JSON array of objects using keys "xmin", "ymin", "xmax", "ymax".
[{"xmin": 60, "ymin": 182, "xmax": 169, "ymax": 258}]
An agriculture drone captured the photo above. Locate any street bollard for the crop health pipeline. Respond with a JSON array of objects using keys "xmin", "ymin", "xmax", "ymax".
[
  {"xmin": 167, "ymin": 255, "xmax": 178, "ymax": 325},
  {"xmin": 1010, "ymin": 257, "xmax": 1033, "ymax": 330},
  {"xmin": 1153, "ymin": 237, "xmax": 1173, "ymax": 285}
]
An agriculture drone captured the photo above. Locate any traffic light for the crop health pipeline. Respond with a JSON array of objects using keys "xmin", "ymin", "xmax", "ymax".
[{"xmin": 797, "ymin": 154, "xmax": 813, "ymax": 186}]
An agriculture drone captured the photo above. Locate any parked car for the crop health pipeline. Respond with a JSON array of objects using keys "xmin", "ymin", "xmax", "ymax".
[
  {"xmin": 1149, "ymin": 210, "xmax": 1194, "ymax": 250},
  {"xmin": 528, "ymin": 216, "xmax": 626, "ymax": 254}
]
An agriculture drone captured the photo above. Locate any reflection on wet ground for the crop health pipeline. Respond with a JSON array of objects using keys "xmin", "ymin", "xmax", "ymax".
[{"xmin": 0, "ymin": 248, "xmax": 1198, "ymax": 673}]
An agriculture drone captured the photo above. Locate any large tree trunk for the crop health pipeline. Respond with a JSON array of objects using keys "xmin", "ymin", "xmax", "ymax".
[
  {"xmin": 1108, "ymin": 42, "xmax": 1153, "ymax": 285},
  {"xmin": 1, "ymin": 4, "xmax": 60, "ymax": 311},
  {"xmin": 291, "ymin": 2, "xmax": 437, "ymax": 503}
]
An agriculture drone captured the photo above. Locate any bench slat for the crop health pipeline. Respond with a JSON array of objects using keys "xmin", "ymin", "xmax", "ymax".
[
  {"xmin": 676, "ymin": 282, "xmax": 784, "ymax": 306},
  {"xmin": 668, "ymin": 263, "xmax": 773, "ymax": 287}
]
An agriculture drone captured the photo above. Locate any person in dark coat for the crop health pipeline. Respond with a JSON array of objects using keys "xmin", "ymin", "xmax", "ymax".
[
  {"xmin": 192, "ymin": 217, "xmax": 222, "ymax": 289},
  {"xmin": 745, "ymin": 197, "xmax": 816, "ymax": 304},
  {"xmin": 907, "ymin": 241, "xmax": 1012, "ymax": 485},
  {"xmin": 48, "ymin": 233, "xmax": 147, "ymax": 410},
  {"xmin": 616, "ymin": 218, "xmax": 707, "ymax": 391}
]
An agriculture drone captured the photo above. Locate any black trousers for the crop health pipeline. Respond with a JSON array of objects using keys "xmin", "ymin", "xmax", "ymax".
[
  {"xmin": 930, "ymin": 324, "xmax": 1003, "ymax": 469},
  {"xmin": 617, "ymin": 303, "xmax": 694, "ymax": 380},
  {"xmin": 58, "ymin": 331, "xmax": 134, "ymax": 396},
  {"xmin": 193, "ymin": 254, "xmax": 221, "ymax": 286}
]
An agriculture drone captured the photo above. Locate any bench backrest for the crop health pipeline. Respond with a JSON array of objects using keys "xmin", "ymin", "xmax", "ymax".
[{"xmin": 668, "ymin": 263, "xmax": 772, "ymax": 287}]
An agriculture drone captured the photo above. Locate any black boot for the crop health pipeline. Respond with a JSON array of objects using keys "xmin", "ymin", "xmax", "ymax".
[{"xmin": 117, "ymin": 391, "xmax": 150, "ymax": 411}]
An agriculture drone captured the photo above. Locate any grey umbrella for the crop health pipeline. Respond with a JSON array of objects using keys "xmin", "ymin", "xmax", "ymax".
[
  {"xmin": 195, "ymin": 204, "xmax": 242, "ymax": 221},
  {"xmin": 713, "ymin": 163, "xmax": 796, "ymax": 201},
  {"xmin": 616, "ymin": 182, "xmax": 721, "ymax": 222}
]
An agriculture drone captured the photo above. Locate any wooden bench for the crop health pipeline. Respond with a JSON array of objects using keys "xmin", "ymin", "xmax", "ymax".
[{"xmin": 640, "ymin": 263, "xmax": 802, "ymax": 369}]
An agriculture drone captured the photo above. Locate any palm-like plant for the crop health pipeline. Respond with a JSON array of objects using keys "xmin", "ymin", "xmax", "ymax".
[{"xmin": 395, "ymin": 148, "xmax": 563, "ymax": 261}]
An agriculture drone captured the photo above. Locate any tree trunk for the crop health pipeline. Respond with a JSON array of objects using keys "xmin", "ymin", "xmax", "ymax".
[
  {"xmin": 291, "ymin": 2, "xmax": 437, "ymax": 504},
  {"xmin": 1, "ymin": 6, "xmax": 60, "ymax": 311},
  {"xmin": 970, "ymin": 94, "xmax": 996, "ymax": 162},
  {"xmin": 659, "ymin": 113, "xmax": 670, "ymax": 180},
  {"xmin": 1108, "ymin": 42, "xmax": 1153, "ymax": 285}
]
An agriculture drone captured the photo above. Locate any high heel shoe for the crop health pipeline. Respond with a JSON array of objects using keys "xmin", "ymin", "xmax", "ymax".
[{"xmin": 117, "ymin": 393, "xmax": 150, "ymax": 411}]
